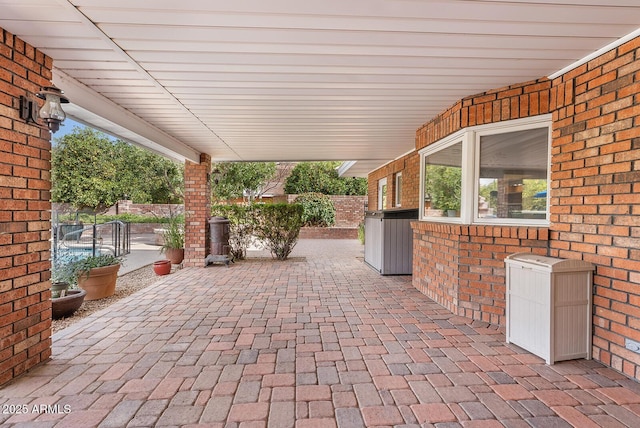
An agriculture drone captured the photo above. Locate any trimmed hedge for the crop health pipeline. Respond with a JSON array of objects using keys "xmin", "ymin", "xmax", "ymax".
[
  {"xmin": 58, "ymin": 213, "xmax": 179, "ymax": 224},
  {"xmin": 294, "ymin": 192, "xmax": 336, "ymax": 227}
]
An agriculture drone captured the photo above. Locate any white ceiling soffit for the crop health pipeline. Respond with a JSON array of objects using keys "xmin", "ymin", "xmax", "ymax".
[{"xmin": 1, "ymin": 0, "xmax": 640, "ymax": 174}]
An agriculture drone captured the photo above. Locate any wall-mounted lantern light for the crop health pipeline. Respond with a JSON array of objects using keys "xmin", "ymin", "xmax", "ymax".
[
  {"xmin": 36, "ymin": 85, "xmax": 69, "ymax": 133},
  {"xmin": 19, "ymin": 85, "xmax": 69, "ymax": 133},
  {"xmin": 212, "ymin": 167, "xmax": 222, "ymax": 185}
]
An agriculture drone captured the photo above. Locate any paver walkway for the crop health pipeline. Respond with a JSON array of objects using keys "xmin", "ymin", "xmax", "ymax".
[{"xmin": 2, "ymin": 240, "xmax": 640, "ymax": 427}]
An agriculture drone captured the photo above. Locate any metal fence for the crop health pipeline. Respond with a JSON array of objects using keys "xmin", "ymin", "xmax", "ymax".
[{"xmin": 52, "ymin": 219, "xmax": 131, "ymax": 263}]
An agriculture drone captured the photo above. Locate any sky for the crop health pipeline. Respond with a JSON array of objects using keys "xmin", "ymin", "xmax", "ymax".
[
  {"xmin": 54, "ymin": 118, "xmax": 85, "ymax": 140},
  {"xmin": 52, "ymin": 118, "xmax": 116, "ymax": 144}
]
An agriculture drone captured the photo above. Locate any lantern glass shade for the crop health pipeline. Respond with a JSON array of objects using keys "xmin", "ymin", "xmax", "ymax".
[
  {"xmin": 36, "ymin": 86, "xmax": 69, "ymax": 132},
  {"xmin": 39, "ymin": 92, "xmax": 66, "ymax": 122}
]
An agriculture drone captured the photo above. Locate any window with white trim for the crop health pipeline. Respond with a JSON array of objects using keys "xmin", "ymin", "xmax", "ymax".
[
  {"xmin": 420, "ymin": 116, "xmax": 550, "ymax": 225},
  {"xmin": 422, "ymin": 140, "xmax": 464, "ymax": 219},
  {"xmin": 394, "ymin": 172, "xmax": 402, "ymax": 207},
  {"xmin": 378, "ymin": 177, "xmax": 387, "ymax": 210}
]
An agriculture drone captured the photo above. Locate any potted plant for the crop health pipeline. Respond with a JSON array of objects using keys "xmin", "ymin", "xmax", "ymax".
[
  {"xmin": 67, "ymin": 254, "xmax": 122, "ymax": 301},
  {"xmin": 161, "ymin": 216, "xmax": 185, "ymax": 264},
  {"xmin": 51, "ymin": 255, "xmax": 86, "ymax": 319}
]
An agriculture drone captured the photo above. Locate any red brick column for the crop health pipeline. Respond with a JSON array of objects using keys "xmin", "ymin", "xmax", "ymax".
[
  {"xmin": 183, "ymin": 153, "xmax": 211, "ymax": 267},
  {"xmin": 0, "ymin": 29, "xmax": 53, "ymax": 386}
]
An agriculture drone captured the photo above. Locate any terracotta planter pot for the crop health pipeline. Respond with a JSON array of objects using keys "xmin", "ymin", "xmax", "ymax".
[
  {"xmin": 77, "ymin": 264, "xmax": 120, "ymax": 301},
  {"xmin": 164, "ymin": 248, "xmax": 185, "ymax": 265},
  {"xmin": 153, "ymin": 260, "xmax": 172, "ymax": 275},
  {"xmin": 52, "ymin": 289, "xmax": 86, "ymax": 319}
]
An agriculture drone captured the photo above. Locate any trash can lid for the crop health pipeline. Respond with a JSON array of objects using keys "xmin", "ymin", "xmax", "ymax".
[
  {"xmin": 209, "ymin": 216, "xmax": 229, "ymax": 223},
  {"xmin": 505, "ymin": 252, "xmax": 594, "ymax": 272}
]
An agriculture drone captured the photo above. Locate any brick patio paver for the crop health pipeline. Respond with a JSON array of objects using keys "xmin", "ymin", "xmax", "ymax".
[{"xmin": 1, "ymin": 240, "xmax": 640, "ymax": 427}]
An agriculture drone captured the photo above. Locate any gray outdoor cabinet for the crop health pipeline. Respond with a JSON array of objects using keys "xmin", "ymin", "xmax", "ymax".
[{"xmin": 364, "ymin": 209, "xmax": 418, "ymax": 275}]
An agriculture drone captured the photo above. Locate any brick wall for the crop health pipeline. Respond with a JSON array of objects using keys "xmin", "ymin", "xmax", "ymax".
[
  {"xmin": 412, "ymin": 222, "xmax": 548, "ymax": 326},
  {"xmin": 368, "ymin": 38, "xmax": 640, "ymax": 380},
  {"xmin": 549, "ymin": 37, "xmax": 640, "ymax": 379},
  {"xmin": 369, "ymin": 78, "xmax": 554, "ymax": 321},
  {"xmin": 104, "ymin": 200, "xmax": 183, "ymax": 217},
  {"xmin": 298, "ymin": 227, "xmax": 358, "ymax": 240},
  {"xmin": 183, "ymin": 153, "xmax": 211, "ymax": 267},
  {"xmin": 368, "ymin": 151, "xmax": 420, "ymax": 210},
  {"xmin": 417, "ymin": 78, "xmax": 552, "ymax": 151},
  {"xmin": 0, "ymin": 29, "xmax": 53, "ymax": 386}
]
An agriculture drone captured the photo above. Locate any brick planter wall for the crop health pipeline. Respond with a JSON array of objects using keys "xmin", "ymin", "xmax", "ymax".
[{"xmin": 0, "ymin": 30, "xmax": 53, "ymax": 386}]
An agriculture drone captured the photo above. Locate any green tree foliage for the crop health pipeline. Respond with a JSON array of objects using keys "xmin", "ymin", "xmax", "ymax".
[
  {"xmin": 112, "ymin": 141, "xmax": 183, "ymax": 204},
  {"xmin": 52, "ymin": 127, "xmax": 120, "ymax": 212},
  {"xmin": 294, "ymin": 193, "xmax": 336, "ymax": 227},
  {"xmin": 212, "ymin": 162, "xmax": 277, "ymax": 202},
  {"xmin": 284, "ymin": 162, "xmax": 367, "ymax": 195},
  {"xmin": 52, "ymin": 127, "xmax": 183, "ymax": 212},
  {"xmin": 522, "ymin": 179, "xmax": 547, "ymax": 211},
  {"xmin": 424, "ymin": 165, "xmax": 462, "ymax": 212}
]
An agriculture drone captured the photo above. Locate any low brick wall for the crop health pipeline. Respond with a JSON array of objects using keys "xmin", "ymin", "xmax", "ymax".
[
  {"xmin": 129, "ymin": 223, "xmax": 164, "ymax": 234},
  {"xmin": 299, "ymin": 227, "xmax": 358, "ymax": 239},
  {"xmin": 106, "ymin": 200, "xmax": 183, "ymax": 217},
  {"xmin": 412, "ymin": 222, "xmax": 549, "ymax": 326}
]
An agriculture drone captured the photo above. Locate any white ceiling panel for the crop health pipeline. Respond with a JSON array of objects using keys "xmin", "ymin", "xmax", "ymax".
[{"xmin": 1, "ymin": 0, "xmax": 639, "ymax": 174}]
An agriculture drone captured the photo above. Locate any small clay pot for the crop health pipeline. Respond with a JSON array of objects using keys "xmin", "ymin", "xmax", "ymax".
[{"xmin": 153, "ymin": 259, "xmax": 172, "ymax": 275}]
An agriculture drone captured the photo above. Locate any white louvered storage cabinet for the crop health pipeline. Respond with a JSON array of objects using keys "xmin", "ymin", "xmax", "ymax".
[{"xmin": 505, "ymin": 253, "xmax": 595, "ymax": 365}]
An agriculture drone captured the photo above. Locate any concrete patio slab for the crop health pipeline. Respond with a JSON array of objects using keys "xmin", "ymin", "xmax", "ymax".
[{"xmin": 2, "ymin": 240, "xmax": 639, "ymax": 427}]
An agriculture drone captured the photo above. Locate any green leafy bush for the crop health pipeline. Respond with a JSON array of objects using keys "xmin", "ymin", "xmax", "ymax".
[
  {"xmin": 357, "ymin": 222, "xmax": 365, "ymax": 245},
  {"xmin": 254, "ymin": 204, "xmax": 303, "ymax": 260},
  {"xmin": 211, "ymin": 204, "xmax": 258, "ymax": 260},
  {"xmin": 294, "ymin": 193, "xmax": 336, "ymax": 227}
]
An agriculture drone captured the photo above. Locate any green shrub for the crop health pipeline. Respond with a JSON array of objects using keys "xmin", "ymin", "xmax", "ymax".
[
  {"xmin": 211, "ymin": 204, "xmax": 258, "ymax": 260},
  {"xmin": 357, "ymin": 222, "xmax": 365, "ymax": 245},
  {"xmin": 294, "ymin": 193, "xmax": 336, "ymax": 227},
  {"xmin": 254, "ymin": 204, "xmax": 303, "ymax": 260}
]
